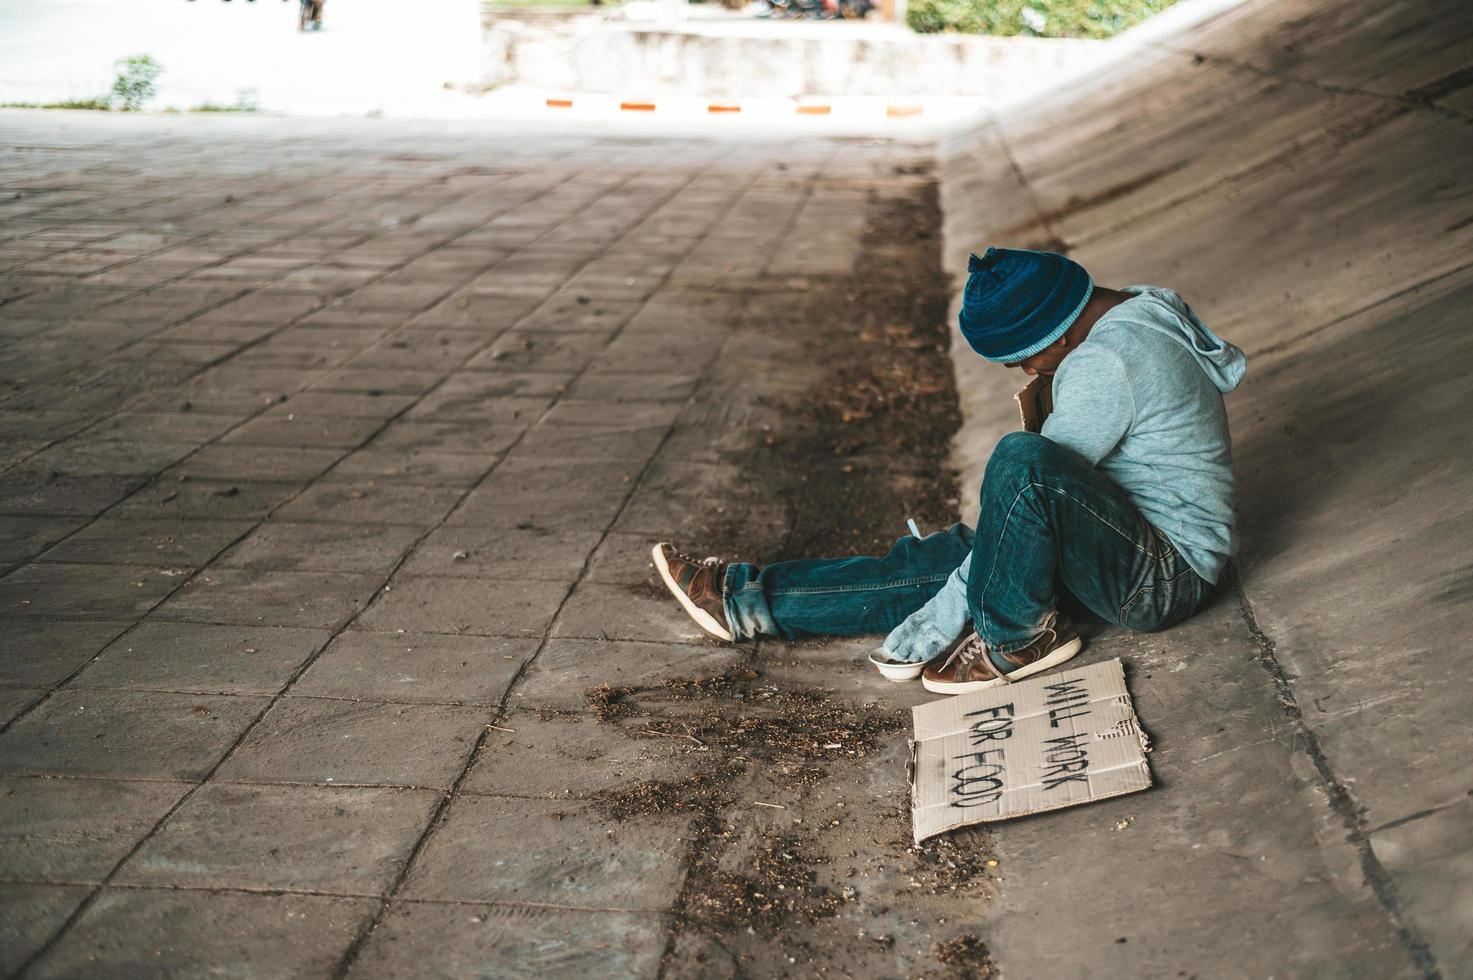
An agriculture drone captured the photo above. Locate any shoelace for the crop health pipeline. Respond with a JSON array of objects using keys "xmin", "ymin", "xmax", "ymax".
[
  {"xmin": 940, "ymin": 633, "xmax": 999, "ymax": 681},
  {"xmin": 941, "ymin": 621, "xmax": 1061, "ymax": 684},
  {"xmin": 671, "ymin": 547, "xmax": 723, "ymax": 567}
]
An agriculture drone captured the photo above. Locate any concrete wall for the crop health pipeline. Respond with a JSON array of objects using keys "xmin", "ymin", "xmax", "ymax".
[
  {"xmin": 484, "ymin": 14, "xmax": 1106, "ymax": 98},
  {"xmin": 935, "ymin": 0, "xmax": 1473, "ymax": 973}
]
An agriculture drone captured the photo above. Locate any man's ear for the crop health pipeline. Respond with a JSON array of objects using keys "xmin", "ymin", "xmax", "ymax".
[{"xmin": 1055, "ymin": 335, "xmax": 1070, "ymax": 349}]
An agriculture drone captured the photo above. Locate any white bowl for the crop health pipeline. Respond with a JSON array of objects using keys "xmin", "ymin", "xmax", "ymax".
[{"xmin": 868, "ymin": 649, "xmax": 925, "ymax": 682}]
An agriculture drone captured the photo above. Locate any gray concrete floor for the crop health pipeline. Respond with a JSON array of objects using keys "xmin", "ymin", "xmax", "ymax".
[
  {"xmin": 0, "ymin": 113, "xmax": 987, "ymax": 978},
  {"xmin": 3, "ymin": 0, "xmax": 1472, "ymax": 973}
]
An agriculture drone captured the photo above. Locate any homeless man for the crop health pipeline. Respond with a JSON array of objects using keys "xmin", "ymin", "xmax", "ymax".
[{"xmin": 652, "ymin": 246, "xmax": 1247, "ymax": 696}]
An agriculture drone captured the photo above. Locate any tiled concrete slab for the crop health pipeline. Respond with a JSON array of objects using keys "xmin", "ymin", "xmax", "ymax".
[
  {"xmin": 116, "ymin": 783, "xmax": 439, "ymax": 894},
  {"xmin": 0, "ymin": 689, "xmax": 44, "ymax": 726},
  {"xmin": 515, "ymin": 421, "xmax": 667, "ymax": 462},
  {"xmin": 215, "ymin": 696, "xmax": 487, "ymax": 788},
  {"xmin": 565, "ymin": 370, "xmax": 699, "ymax": 404},
  {"xmin": 214, "ymin": 520, "xmax": 423, "ymax": 574},
  {"xmin": 511, "ymin": 638, "xmax": 741, "ymax": 711},
  {"xmin": 167, "ymin": 444, "xmax": 346, "ymax": 483},
  {"xmin": 220, "ymin": 412, "xmax": 382, "ymax": 449},
  {"xmin": 272, "ymin": 482, "xmax": 463, "ymax": 527},
  {"xmin": 320, "ymin": 448, "xmax": 496, "ymax": 488},
  {"xmin": 448, "ymin": 456, "xmax": 644, "ymax": 531},
  {"xmin": 367, "ymin": 419, "xmax": 525, "ymax": 457},
  {"xmin": 106, "ymin": 477, "xmax": 305, "ymax": 521},
  {"xmin": 0, "ymin": 516, "xmax": 87, "ymax": 565},
  {"xmin": 26, "ymin": 889, "xmax": 378, "ymax": 979},
  {"xmin": 0, "ymin": 470, "xmax": 146, "ymax": 518},
  {"xmin": 0, "ymin": 620, "xmax": 132, "ymax": 687},
  {"xmin": 0, "ymin": 563, "xmax": 180, "ymax": 621},
  {"xmin": 72, "ymin": 622, "xmax": 329, "ymax": 695},
  {"xmin": 346, "ymin": 903, "xmax": 668, "ymax": 980},
  {"xmin": 399, "ymin": 525, "xmax": 603, "ymax": 582},
  {"xmin": 583, "ymin": 531, "xmax": 663, "ymax": 585},
  {"xmin": 0, "ymin": 775, "xmax": 189, "ymax": 880},
  {"xmin": 552, "ymin": 582, "xmax": 713, "ymax": 644},
  {"xmin": 264, "ymin": 390, "xmax": 416, "ymax": 418},
  {"xmin": 0, "ymin": 689, "xmax": 267, "ymax": 779},
  {"xmin": 463, "ymin": 710, "xmax": 701, "ymax": 798},
  {"xmin": 151, "ymin": 567, "xmax": 380, "ymax": 629},
  {"xmin": 293, "ymin": 631, "xmax": 535, "ymax": 705},
  {"xmin": 24, "ymin": 439, "xmax": 197, "ymax": 478},
  {"xmin": 309, "ymin": 365, "xmax": 447, "ymax": 395},
  {"xmin": 36, "ymin": 517, "xmax": 251, "ymax": 567},
  {"xmin": 87, "ymin": 411, "xmax": 241, "ymax": 446},
  {"xmin": 356, "ymin": 575, "xmax": 569, "ymax": 637},
  {"xmin": 404, "ymin": 389, "xmax": 553, "ymax": 426},
  {"xmin": 400, "ymin": 795, "xmax": 689, "ymax": 908},
  {"xmin": 0, "ymin": 884, "xmax": 91, "ymax": 977}
]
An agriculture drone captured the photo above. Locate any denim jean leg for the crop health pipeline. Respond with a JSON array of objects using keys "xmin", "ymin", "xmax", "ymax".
[
  {"xmin": 724, "ymin": 524, "xmax": 973, "ymax": 641},
  {"xmin": 967, "ymin": 432, "xmax": 1170, "ymax": 652}
]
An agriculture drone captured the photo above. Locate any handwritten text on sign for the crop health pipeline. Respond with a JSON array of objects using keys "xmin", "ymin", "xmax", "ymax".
[{"xmin": 910, "ymin": 659, "xmax": 1152, "ymax": 843}]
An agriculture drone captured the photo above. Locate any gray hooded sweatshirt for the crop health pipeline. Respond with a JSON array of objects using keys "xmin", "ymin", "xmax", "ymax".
[{"xmin": 882, "ymin": 285, "xmax": 1246, "ymax": 663}]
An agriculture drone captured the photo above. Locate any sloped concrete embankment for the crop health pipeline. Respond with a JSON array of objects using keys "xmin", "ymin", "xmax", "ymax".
[{"xmin": 935, "ymin": 0, "xmax": 1473, "ymax": 974}]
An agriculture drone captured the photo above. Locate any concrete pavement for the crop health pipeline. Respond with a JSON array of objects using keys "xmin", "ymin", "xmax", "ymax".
[
  {"xmin": 0, "ymin": 112, "xmax": 992, "ymax": 978},
  {"xmin": 2, "ymin": 0, "xmax": 1471, "ymax": 972}
]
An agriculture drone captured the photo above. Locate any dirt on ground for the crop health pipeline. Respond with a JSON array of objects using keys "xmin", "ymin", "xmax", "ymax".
[
  {"xmin": 763, "ymin": 175, "xmax": 965, "ymax": 560},
  {"xmin": 586, "ymin": 166, "xmax": 1001, "ymax": 977}
]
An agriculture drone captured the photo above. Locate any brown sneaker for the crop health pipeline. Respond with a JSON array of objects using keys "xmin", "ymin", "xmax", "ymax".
[
  {"xmin": 921, "ymin": 617, "xmax": 1083, "ymax": 695},
  {"xmin": 651, "ymin": 543, "xmax": 734, "ymax": 642}
]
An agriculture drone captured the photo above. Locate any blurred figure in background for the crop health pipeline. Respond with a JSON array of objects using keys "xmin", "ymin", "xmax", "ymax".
[{"xmin": 299, "ymin": 0, "xmax": 324, "ymax": 31}]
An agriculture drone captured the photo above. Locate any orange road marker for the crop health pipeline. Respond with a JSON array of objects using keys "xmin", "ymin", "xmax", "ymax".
[
  {"xmin": 545, "ymin": 98, "xmax": 573, "ymax": 108},
  {"xmin": 887, "ymin": 104, "xmax": 923, "ymax": 117},
  {"xmin": 708, "ymin": 103, "xmax": 741, "ymax": 113},
  {"xmin": 620, "ymin": 101, "xmax": 657, "ymax": 112},
  {"xmin": 796, "ymin": 104, "xmax": 832, "ymax": 115}
]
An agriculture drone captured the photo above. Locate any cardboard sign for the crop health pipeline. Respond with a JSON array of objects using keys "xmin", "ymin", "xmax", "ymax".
[
  {"xmin": 1014, "ymin": 375, "xmax": 1054, "ymax": 433},
  {"xmin": 910, "ymin": 658, "xmax": 1151, "ymax": 843}
]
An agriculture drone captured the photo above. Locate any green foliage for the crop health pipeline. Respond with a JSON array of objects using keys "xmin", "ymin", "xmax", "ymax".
[
  {"xmin": 109, "ymin": 54, "xmax": 163, "ymax": 111},
  {"xmin": 906, "ymin": 0, "xmax": 1176, "ymax": 38},
  {"xmin": 0, "ymin": 99, "xmax": 111, "ymax": 110},
  {"xmin": 191, "ymin": 90, "xmax": 260, "ymax": 113}
]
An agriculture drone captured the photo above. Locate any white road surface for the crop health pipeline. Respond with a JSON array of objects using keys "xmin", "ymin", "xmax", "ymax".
[{"xmin": 0, "ymin": 0, "xmax": 485, "ymax": 115}]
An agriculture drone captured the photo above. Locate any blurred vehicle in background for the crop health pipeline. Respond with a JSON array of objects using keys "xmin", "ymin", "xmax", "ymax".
[{"xmin": 762, "ymin": 0, "xmax": 872, "ymax": 18}]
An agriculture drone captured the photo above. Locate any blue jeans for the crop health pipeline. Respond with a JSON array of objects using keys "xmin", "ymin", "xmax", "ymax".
[{"xmin": 724, "ymin": 431, "xmax": 1211, "ymax": 648}]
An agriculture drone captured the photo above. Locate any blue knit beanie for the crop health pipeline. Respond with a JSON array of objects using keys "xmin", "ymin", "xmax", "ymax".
[{"xmin": 958, "ymin": 247, "xmax": 1094, "ymax": 362}]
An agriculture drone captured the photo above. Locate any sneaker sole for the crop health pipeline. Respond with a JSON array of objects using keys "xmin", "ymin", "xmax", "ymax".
[
  {"xmin": 651, "ymin": 543, "xmax": 735, "ymax": 643},
  {"xmin": 920, "ymin": 635, "xmax": 1084, "ymax": 695}
]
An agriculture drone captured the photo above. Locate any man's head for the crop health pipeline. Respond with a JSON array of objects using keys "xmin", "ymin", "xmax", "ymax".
[{"xmin": 958, "ymin": 247, "xmax": 1093, "ymax": 376}]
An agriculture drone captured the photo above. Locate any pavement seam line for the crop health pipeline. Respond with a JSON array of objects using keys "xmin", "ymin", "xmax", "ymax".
[
  {"xmin": 0, "ymin": 171, "xmax": 352, "ymax": 419},
  {"xmin": 327, "ymin": 156, "xmax": 742, "ymax": 978},
  {"xmin": 651, "ymin": 149, "xmax": 840, "ymax": 980},
  {"xmin": 1228, "ymin": 565, "xmax": 1442, "ymax": 980},
  {"xmin": 0, "ymin": 175, "xmax": 513, "ymax": 734},
  {"xmin": 2, "ymin": 147, "xmax": 661, "ymax": 978}
]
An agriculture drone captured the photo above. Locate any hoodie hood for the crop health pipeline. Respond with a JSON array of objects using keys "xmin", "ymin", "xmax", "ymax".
[{"xmin": 1116, "ymin": 286, "xmax": 1246, "ymax": 394}]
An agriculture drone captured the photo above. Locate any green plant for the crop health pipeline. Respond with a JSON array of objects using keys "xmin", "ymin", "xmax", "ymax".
[
  {"xmin": 906, "ymin": 0, "xmax": 1177, "ymax": 38},
  {"xmin": 109, "ymin": 55, "xmax": 163, "ymax": 111},
  {"xmin": 190, "ymin": 89, "xmax": 260, "ymax": 113},
  {"xmin": 0, "ymin": 98, "xmax": 112, "ymax": 111}
]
